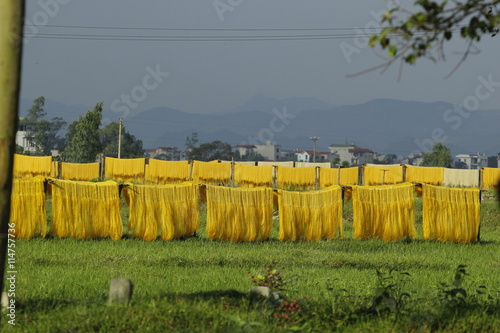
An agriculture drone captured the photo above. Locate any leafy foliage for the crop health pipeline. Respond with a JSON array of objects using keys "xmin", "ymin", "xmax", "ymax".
[
  {"xmin": 370, "ymin": 269, "xmax": 412, "ymax": 317},
  {"xmin": 234, "ymin": 150, "xmax": 266, "ymax": 162},
  {"xmin": 19, "ymin": 96, "xmax": 66, "ymax": 155},
  {"xmin": 367, "ymin": 0, "xmax": 500, "ymax": 77},
  {"xmin": 61, "ymin": 103, "xmax": 103, "ymax": 163},
  {"xmin": 100, "ymin": 122, "xmax": 144, "ymax": 158},
  {"xmin": 249, "ymin": 261, "xmax": 289, "ymax": 292},
  {"xmin": 421, "ymin": 142, "xmax": 453, "ymax": 167},
  {"xmin": 188, "ymin": 140, "xmax": 233, "ymax": 161}
]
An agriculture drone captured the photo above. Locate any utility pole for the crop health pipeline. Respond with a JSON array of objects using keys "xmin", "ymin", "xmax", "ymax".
[
  {"xmin": 309, "ymin": 136, "xmax": 320, "ymax": 163},
  {"xmin": 381, "ymin": 169, "xmax": 388, "ymax": 185},
  {"xmin": 0, "ymin": 1, "xmax": 25, "ymax": 311},
  {"xmin": 118, "ymin": 118, "xmax": 123, "ymax": 159}
]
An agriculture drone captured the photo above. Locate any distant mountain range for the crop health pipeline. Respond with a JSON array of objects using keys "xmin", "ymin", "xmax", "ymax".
[{"xmin": 19, "ymin": 95, "xmax": 500, "ymax": 158}]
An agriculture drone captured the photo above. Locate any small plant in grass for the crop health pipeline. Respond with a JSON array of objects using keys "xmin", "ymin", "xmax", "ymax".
[
  {"xmin": 436, "ymin": 264, "xmax": 491, "ymax": 310},
  {"xmin": 438, "ymin": 264, "xmax": 469, "ymax": 307},
  {"xmin": 370, "ymin": 268, "xmax": 412, "ymax": 318},
  {"xmin": 249, "ymin": 261, "xmax": 306, "ymax": 328},
  {"xmin": 249, "ymin": 261, "xmax": 288, "ymax": 292},
  {"xmin": 273, "ymin": 297, "xmax": 304, "ymax": 328}
]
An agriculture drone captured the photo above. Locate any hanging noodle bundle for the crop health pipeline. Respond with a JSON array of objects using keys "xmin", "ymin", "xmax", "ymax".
[
  {"xmin": 231, "ymin": 161, "xmax": 256, "ymax": 166},
  {"xmin": 319, "ymin": 167, "xmax": 340, "ymax": 188},
  {"xmin": 192, "ymin": 161, "xmax": 231, "ymax": 185},
  {"xmin": 206, "ymin": 186, "xmax": 273, "ymax": 242},
  {"xmin": 481, "ymin": 167, "xmax": 500, "ymax": 189},
  {"xmin": 442, "ymin": 168, "xmax": 479, "ymax": 188},
  {"xmin": 105, "ymin": 157, "xmax": 145, "ymax": 182},
  {"xmin": 278, "ymin": 186, "xmax": 343, "ymax": 241},
  {"xmin": 234, "ymin": 164, "xmax": 273, "ymax": 188},
  {"xmin": 404, "ymin": 165, "xmax": 443, "ymax": 185},
  {"xmin": 422, "ymin": 184, "xmax": 480, "ymax": 243},
  {"xmin": 145, "ymin": 159, "xmax": 190, "ymax": 185},
  {"xmin": 52, "ymin": 161, "xmax": 59, "ymax": 178},
  {"xmin": 123, "ymin": 183, "xmax": 199, "ymax": 241},
  {"xmin": 13, "ymin": 154, "xmax": 52, "ymax": 179},
  {"xmin": 319, "ymin": 166, "xmax": 359, "ymax": 187},
  {"xmin": 276, "ymin": 166, "xmax": 316, "ymax": 190},
  {"xmin": 50, "ymin": 179, "xmax": 122, "ymax": 240},
  {"xmin": 363, "ymin": 165, "xmax": 403, "ymax": 185},
  {"xmin": 352, "ymin": 183, "xmax": 416, "ymax": 242},
  {"xmin": 10, "ymin": 177, "xmax": 47, "ymax": 239},
  {"xmin": 258, "ymin": 161, "xmax": 294, "ymax": 167},
  {"xmin": 295, "ymin": 162, "xmax": 331, "ymax": 168},
  {"xmin": 60, "ymin": 162, "xmax": 100, "ymax": 181}
]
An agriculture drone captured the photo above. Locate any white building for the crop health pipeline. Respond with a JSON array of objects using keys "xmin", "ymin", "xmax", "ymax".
[
  {"xmin": 148, "ymin": 147, "xmax": 186, "ymax": 160},
  {"xmin": 16, "ymin": 124, "xmax": 36, "ymax": 154},
  {"xmin": 254, "ymin": 141, "xmax": 281, "ymax": 161},
  {"xmin": 329, "ymin": 144, "xmax": 374, "ymax": 166},
  {"xmin": 401, "ymin": 152, "xmax": 424, "ymax": 166},
  {"xmin": 456, "ymin": 153, "xmax": 488, "ymax": 169},
  {"xmin": 295, "ymin": 150, "xmax": 333, "ymax": 163},
  {"xmin": 233, "ymin": 144, "xmax": 256, "ymax": 157}
]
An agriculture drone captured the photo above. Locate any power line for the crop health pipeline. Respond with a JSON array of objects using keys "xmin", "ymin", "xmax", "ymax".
[
  {"xmin": 23, "ymin": 23, "xmax": 465, "ymax": 42},
  {"xmin": 25, "ymin": 24, "xmax": 362, "ymax": 32},
  {"xmin": 24, "ymin": 29, "xmax": 464, "ymax": 42}
]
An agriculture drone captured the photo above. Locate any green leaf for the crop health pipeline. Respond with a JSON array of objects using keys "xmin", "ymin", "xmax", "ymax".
[{"xmin": 388, "ymin": 45, "xmax": 398, "ymax": 57}]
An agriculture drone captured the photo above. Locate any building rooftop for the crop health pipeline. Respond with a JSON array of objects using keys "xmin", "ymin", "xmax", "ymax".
[
  {"xmin": 349, "ymin": 148, "xmax": 374, "ymax": 153},
  {"xmin": 234, "ymin": 144, "xmax": 257, "ymax": 148}
]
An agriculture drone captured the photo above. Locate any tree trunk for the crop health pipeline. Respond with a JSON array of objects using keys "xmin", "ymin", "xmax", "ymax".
[{"xmin": 0, "ymin": 1, "xmax": 25, "ymax": 301}]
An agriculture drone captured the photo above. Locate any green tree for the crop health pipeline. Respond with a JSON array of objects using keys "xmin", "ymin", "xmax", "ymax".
[
  {"xmin": 19, "ymin": 96, "xmax": 66, "ymax": 155},
  {"xmin": 33, "ymin": 117, "xmax": 66, "ymax": 155},
  {"xmin": 235, "ymin": 150, "xmax": 266, "ymax": 162},
  {"xmin": 62, "ymin": 103, "xmax": 103, "ymax": 163},
  {"xmin": 366, "ymin": 0, "xmax": 500, "ymax": 77},
  {"xmin": 185, "ymin": 132, "xmax": 198, "ymax": 150},
  {"xmin": 421, "ymin": 142, "xmax": 453, "ymax": 167},
  {"xmin": 15, "ymin": 144, "xmax": 24, "ymax": 154},
  {"xmin": 189, "ymin": 140, "xmax": 233, "ymax": 161},
  {"xmin": 100, "ymin": 122, "xmax": 144, "ymax": 158}
]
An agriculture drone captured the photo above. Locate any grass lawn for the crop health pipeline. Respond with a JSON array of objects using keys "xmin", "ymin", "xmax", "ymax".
[{"xmin": 3, "ymin": 194, "xmax": 500, "ymax": 332}]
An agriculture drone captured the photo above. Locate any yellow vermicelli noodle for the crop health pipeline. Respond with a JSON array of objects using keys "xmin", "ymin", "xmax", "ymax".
[
  {"xmin": 442, "ymin": 168, "xmax": 479, "ymax": 188},
  {"xmin": 10, "ymin": 177, "xmax": 47, "ymax": 239},
  {"xmin": 352, "ymin": 183, "xmax": 416, "ymax": 241},
  {"xmin": 206, "ymin": 186, "xmax": 274, "ymax": 242},
  {"xmin": 363, "ymin": 165, "xmax": 404, "ymax": 185},
  {"xmin": 319, "ymin": 166, "xmax": 359, "ymax": 187},
  {"xmin": 481, "ymin": 167, "xmax": 500, "ymax": 189},
  {"xmin": 123, "ymin": 183, "xmax": 199, "ymax": 241},
  {"xmin": 50, "ymin": 179, "xmax": 123, "ymax": 240},
  {"xmin": 276, "ymin": 166, "xmax": 317, "ymax": 190},
  {"xmin": 422, "ymin": 184, "xmax": 480, "ymax": 243},
  {"xmin": 105, "ymin": 157, "xmax": 146, "ymax": 182},
  {"xmin": 191, "ymin": 161, "xmax": 231, "ymax": 185},
  {"xmin": 404, "ymin": 165, "xmax": 443, "ymax": 185},
  {"xmin": 257, "ymin": 161, "xmax": 294, "ymax": 167},
  {"xmin": 295, "ymin": 162, "xmax": 331, "ymax": 168},
  {"xmin": 13, "ymin": 154, "xmax": 53, "ymax": 179},
  {"xmin": 52, "ymin": 161, "xmax": 59, "ymax": 178},
  {"xmin": 234, "ymin": 164, "xmax": 273, "ymax": 188},
  {"xmin": 278, "ymin": 186, "xmax": 343, "ymax": 241},
  {"xmin": 60, "ymin": 162, "xmax": 100, "ymax": 181},
  {"xmin": 145, "ymin": 159, "xmax": 190, "ymax": 185}
]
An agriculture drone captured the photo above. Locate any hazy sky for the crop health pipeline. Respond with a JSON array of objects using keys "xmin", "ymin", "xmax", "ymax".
[{"xmin": 20, "ymin": 0, "xmax": 500, "ymax": 118}]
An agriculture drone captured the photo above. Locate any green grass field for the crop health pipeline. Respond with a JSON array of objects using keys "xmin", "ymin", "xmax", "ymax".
[{"xmin": 3, "ymin": 194, "xmax": 500, "ymax": 332}]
